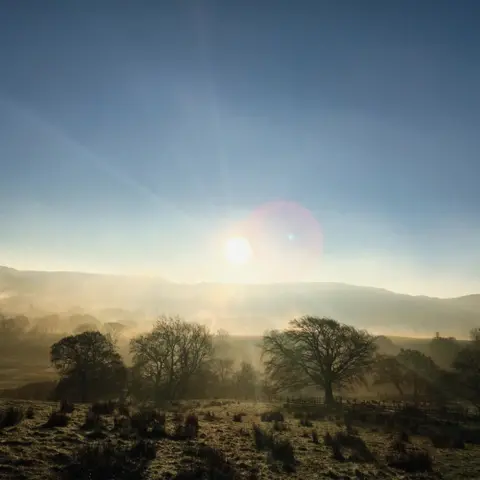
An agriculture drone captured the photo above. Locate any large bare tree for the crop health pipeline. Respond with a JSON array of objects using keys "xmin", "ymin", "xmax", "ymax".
[
  {"xmin": 262, "ymin": 316, "xmax": 377, "ymax": 404},
  {"xmin": 130, "ymin": 315, "xmax": 213, "ymax": 403}
]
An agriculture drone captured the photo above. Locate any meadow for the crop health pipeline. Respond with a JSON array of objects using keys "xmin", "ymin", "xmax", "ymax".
[{"xmin": 1, "ymin": 397, "xmax": 480, "ymax": 479}]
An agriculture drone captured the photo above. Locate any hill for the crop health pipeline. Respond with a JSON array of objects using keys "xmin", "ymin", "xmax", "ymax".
[{"xmin": 0, "ymin": 266, "xmax": 478, "ymax": 337}]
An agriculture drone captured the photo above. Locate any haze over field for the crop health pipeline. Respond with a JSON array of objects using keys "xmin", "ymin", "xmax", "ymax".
[{"xmin": 1, "ymin": 266, "xmax": 480, "ymax": 337}]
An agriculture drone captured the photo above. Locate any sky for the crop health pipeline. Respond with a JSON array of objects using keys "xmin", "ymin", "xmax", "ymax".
[{"xmin": 1, "ymin": 1, "xmax": 480, "ymax": 297}]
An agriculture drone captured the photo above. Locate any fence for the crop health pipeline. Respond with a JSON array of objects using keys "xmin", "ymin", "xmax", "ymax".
[{"xmin": 280, "ymin": 396, "xmax": 480, "ymax": 422}]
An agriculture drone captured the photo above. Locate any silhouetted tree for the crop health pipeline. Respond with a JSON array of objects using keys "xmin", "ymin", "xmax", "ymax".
[
  {"xmin": 50, "ymin": 331, "xmax": 127, "ymax": 402},
  {"xmin": 428, "ymin": 334, "xmax": 460, "ymax": 370},
  {"xmin": 233, "ymin": 361, "xmax": 259, "ymax": 400},
  {"xmin": 130, "ymin": 315, "xmax": 213, "ymax": 404},
  {"xmin": 372, "ymin": 354, "xmax": 407, "ymax": 396},
  {"xmin": 34, "ymin": 314, "xmax": 60, "ymax": 333},
  {"xmin": 69, "ymin": 314, "xmax": 101, "ymax": 332},
  {"xmin": 262, "ymin": 316, "xmax": 377, "ymax": 404},
  {"xmin": 452, "ymin": 339, "xmax": 480, "ymax": 408},
  {"xmin": 396, "ymin": 349, "xmax": 439, "ymax": 404},
  {"xmin": 73, "ymin": 323, "xmax": 100, "ymax": 334},
  {"xmin": 104, "ymin": 322, "xmax": 127, "ymax": 345}
]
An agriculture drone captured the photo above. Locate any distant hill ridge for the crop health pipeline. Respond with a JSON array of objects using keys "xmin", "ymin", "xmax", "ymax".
[{"xmin": 0, "ymin": 265, "xmax": 478, "ymax": 337}]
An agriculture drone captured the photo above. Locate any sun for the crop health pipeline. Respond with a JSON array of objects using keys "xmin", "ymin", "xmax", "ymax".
[{"xmin": 224, "ymin": 236, "xmax": 252, "ymax": 265}]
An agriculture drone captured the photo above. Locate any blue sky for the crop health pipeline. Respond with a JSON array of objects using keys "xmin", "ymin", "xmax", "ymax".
[{"xmin": 1, "ymin": 1, "xmax": 480, "ymax": 296}]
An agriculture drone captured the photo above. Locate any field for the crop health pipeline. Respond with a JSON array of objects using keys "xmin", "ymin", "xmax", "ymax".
[{"xmin": 1, "ymin": 399, "xmax": 480, "ymax": 479}]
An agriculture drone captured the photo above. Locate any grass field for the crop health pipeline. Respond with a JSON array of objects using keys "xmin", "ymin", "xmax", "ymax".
[{"xmin": 1, "ymin": 399, "xmax": 480, "ymax": 479}]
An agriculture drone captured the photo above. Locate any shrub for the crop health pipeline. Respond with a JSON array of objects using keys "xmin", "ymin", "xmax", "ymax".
[
  {"xmin": 177, "ymin": 444, "xmax": 238, "ymax": 479},
  {"xmin": 185, "ymin": 413, "xmax": 199, "ymax": 430},
  {"xmin": 233, "ymin": 413, "xmax": 244, "ymax": 422},
  {"xmin": 59, "ymin": 400, "xmax": 75, "ymax": 414},
  {"xmin": 260, "ymin": 411, "xmax": 284, "ymax": 422},
  {"xmin": 91, "ymin": 401, "xmax": 116, "ymax": 415},
  {"xmin": 273, "ymin": 420, "xmax": 288, "ymax": 432},
  {"xmin": 299, "ymin": 416, "xmax": 313, "ymax": 427},
  {"xmin": 203, "ymin": 411, "xmax": 216, "ymax": 421},
  {"xmin": 62, "ymin": 441, "xmax": 152, "ymax": 480},
  {"xmin": 429, "ymin": 432, "xmax": 465, "ymax": 449},
  {"xmin": 253, "ymin": 424, "xmax": 273, "ymax": 450},
  {"xmin": 0, "ymin": 406, "xmax": 24, "ymax": 428},
  {"xmin": 324, "ymin": 432, "xmax": 334, "ymax": 447},
  {"xmin": 43, "ymin": 411, "xmax": 69, "ymax": 428},
  {"xmin": 331, "ymin": 442, "xmax": 345, "ymax": 462},
  {"xmin": 334, "ymin": 431, "xmax": 375, "ymax": 463},
  {"xmin": 271, "ymin": 437, "xmax": 296, "ymax": 467},
  {"xmin": 82, "ymin": 410, "xmax": 103, "ymax": 430},
  {"xmin": 117, "ymin": 403, "xmax": 131, "ymax": 417},
  {"xmin": 130, "ymin": 410, "xmax": 166, "ymax": 438},
  {"xmin": 387, "ymin": 448, "xmax": 433, "ymax": 473},
  {"xmin": 130, "ymin": 439, "xmax": 156, "ymax": 460}
]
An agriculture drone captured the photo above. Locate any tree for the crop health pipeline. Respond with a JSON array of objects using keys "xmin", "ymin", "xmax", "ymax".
[
  {"xmin": 233, "ymin": 362, "xmax": 259, "ymax": 400},
  {"xmin": 396, "ymin": 349, "xmax": 439, "ymax": 404},
  {"xmin": 104, "ymin": 322, "xmax": 127, "ymax": 345},
  {"xmin": 372, "ymin": 354, "xmax": 407, "ymax": 396},
  {"xmin": 73, "ymin": 323, "xmax": 100, "ymax": 334},
  {"xmin": 69, "ymin": 314, "xmax": 101, "ymax": 332},
  {"xmin": 34, "ymin": 314, "xmax": 60, "ymax": 334},
  {"xmin": 262, "ymin": 316, "xmax": 377, "ymax": 404},
  {"xmin": 130, "ymin": 315, "xmax": 213, "ymax": 404},
  {"xmin": 428, "ymin": 333, "xmax": 460, "ymax": 370},
  {"xmin": 452, "ymin": 341, "xmax": 480, "ymax": 408},
  {"xmin": 50, "ymin": 331, "xmax": 127, "ymax": 402}
]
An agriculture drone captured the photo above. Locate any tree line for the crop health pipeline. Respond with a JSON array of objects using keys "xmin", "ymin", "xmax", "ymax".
[{"xmin": 44, "ymin": 314, "xmax": 480, "ymax": 408}]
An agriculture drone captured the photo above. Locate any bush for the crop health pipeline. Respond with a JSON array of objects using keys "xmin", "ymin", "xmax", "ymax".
[
  {"xmin": 0, "ymin": 406, "xmax": 24, "ymax": 428},
  {"xmin": 260, "ymin": 410, "xmax": 284, "ymax": 422},
  {"xmin": 271, "ymin": 438, "xmax": 296, "ymax": 467},
  {"xmin": 232, "ymin": 413, "xmax": 245, "ymax": 422},
  {"xmin": 59, "ymin": 400, "xmax": 75, "ymax": 414},
  {"xmin": 299, "ymin": 416, "xmax": 313, "ymax": 427},
  {"xmin": 130, "ymin": 410, "xmax": 166, "ymax": 438},
  {"xmin": 117, "ymin": 403, "xmax": 131, "ymax": 417},
  {"xmin": 91, "ymin": 401, "xmax": 116, "ymax": 415},
  {"xmin": 203, "ymin": 411, "xmax": 216, "ymax": 421},
  {"xmin": 429, "ymin": 432, "xmax": 465, "ymax": 449},
  {"xmin": 82, "ymin": 410, "xmax": 103, "ymax": 430},
  {"xmin": 273, "ymin": 420, "xmax": 288, "ymax": 431},
  {"xmin": 185, "ymin": 413, "xmax": 199, "ymax": 430},
  {"xmin": 130, "ymin": 439, "xmax": 156, "ymax": 460},
  {"xmin": 324, "ymin": 432, "xmax": 334, "ymax": 447},
  {"xmin": 43, "ymin": 411, "xmax": 69, "ymax": 428},
  {"xmin": 62, "ymin": 441, "xmax": 152, "ymax": 480},
  {"xmin": 177, "ymin": 444, "xmax": 238, "ymax": 479},
  {"xmin": 253, "ymin": 424, "xmax": 273, "ymax": 450},
  {"xmin": 387, "ymin": 448, "xmax": 433, "ymax": 473}
]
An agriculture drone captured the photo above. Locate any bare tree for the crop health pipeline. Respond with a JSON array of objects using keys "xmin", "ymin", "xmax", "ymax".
[
  {"xmin": 396, "ymin": 349, "xmax": 439, "ymax": 404},
  {"xmin": 372, "ymin": 354, "xmax": 407, "ymax": 396},
  {"xmin": 104, "ymin": 321, "xmax": 127, "ymax": 345},
  {"xmin": 129, "ymin": 315, "xmax": 213, "ymax": 403},
  {"xmin": 262, "ymin": 316, "xmax": 377, "ymax": 404}
]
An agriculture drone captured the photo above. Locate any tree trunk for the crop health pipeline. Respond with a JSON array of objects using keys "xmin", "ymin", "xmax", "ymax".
[
  {"xmin": 394, "ymin": 382, "xmax": 404, "ymax": 396},
  {"xmin": 80, "ymin": 371, "xmax": 88, "ymax": 403},
  {"xmin": 324, "ymin": 381, "xmax": 334, "ymax": 405}
]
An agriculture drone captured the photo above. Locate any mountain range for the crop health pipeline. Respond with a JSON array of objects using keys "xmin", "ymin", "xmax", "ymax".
[{"xmin": 0, "ymin": 265, "xmax": 478, "ymax": 337}]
